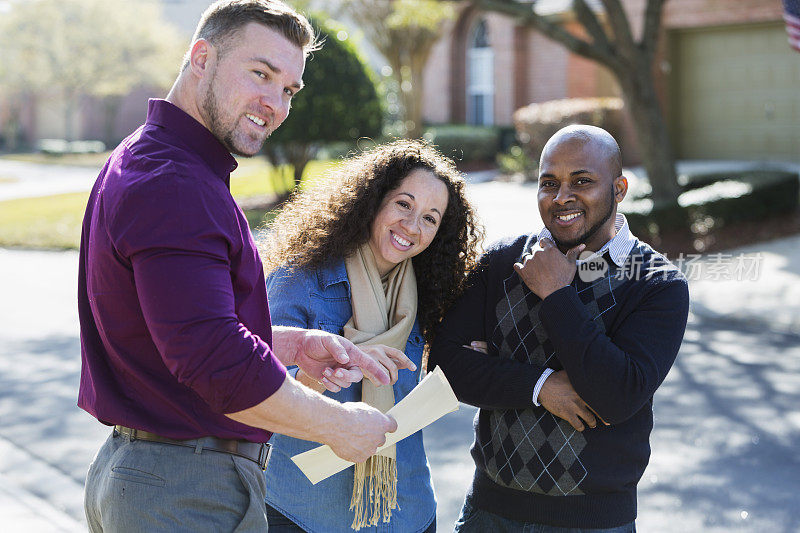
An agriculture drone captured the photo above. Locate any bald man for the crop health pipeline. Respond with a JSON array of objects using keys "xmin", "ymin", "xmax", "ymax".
[{"xmin": 431, "ymin": 125, "xmax": 689, "ymax": 531}]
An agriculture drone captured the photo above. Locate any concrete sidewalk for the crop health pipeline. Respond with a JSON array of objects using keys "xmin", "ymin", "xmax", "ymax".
[
  {"xmin": 0, "ymin": 159, "xmax": 99, "ymax": 201},
  {"xmin": 0, "ymin": 440, "xmax": 84, "ymax": 532},
  {"xmin": 688, "ymin": 234, "xmax": 800, "ymax": 335}
]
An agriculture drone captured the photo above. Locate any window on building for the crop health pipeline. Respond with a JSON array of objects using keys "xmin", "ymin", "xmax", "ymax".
[{"xmin": 467, "ymin": 19, "xmax": 494, "ymax": 126}]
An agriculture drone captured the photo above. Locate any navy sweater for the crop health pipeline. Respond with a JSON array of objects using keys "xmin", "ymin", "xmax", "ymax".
[{"xmin": 430, "ymin": 234, "xmax": 689, "ymax": 528}]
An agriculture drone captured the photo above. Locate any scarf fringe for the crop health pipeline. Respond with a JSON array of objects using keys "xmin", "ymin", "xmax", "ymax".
[{"xmin": 349, "ymin": 455, "xmax": 398, "ymax": 530}]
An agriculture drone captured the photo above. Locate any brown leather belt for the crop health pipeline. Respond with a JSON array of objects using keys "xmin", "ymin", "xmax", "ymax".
[{"xmin": 113, "ymin": 425, "xmax": 271, "ymax": 471}]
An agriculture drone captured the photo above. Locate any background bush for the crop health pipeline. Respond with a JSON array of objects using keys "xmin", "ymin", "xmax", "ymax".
[
  {"xmin": 423, "ymin": 124, "xmax": 500, "ymax": 166},
  {"xmin": 496, "ymin": 145, "xmax": 537, "ymax": 180},
  {"xmin": 513, "ymin": 97, "xmax": 624, "ymax": 167},
  {"xmin": 621, "ymin": 170, "xmax": 800, "ymax": 244},
  {"xmin": 263, "ymin": 15, "xmax": 383, "ymax": 196}
]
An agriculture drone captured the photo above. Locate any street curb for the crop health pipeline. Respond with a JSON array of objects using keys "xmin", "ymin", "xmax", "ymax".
[
  {"xmin": 0, "ymin": 470, "xmax": 84, "ymax": 532},
  {"xmin": 0, "ymin": 436, "xmax": 86, "ymax": 531}
]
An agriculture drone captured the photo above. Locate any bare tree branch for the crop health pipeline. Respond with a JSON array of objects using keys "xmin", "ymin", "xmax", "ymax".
[
  {"xmin": 598, "ymin": 0, "xmax": 635, "ymax": 50},
  {"xmin": 572, "ymin": 0, "xmax": 613, "ymax": 54},
  {"xmin": 340, "ymin": 0, "xmax": 453, "ymax": 138},
  {"xmin": 641, "ymin": 0, "xmax": 666, "ymax": 61},
  {"xmin": 476, "ymin": 0, "xmax": 678, "ymax": 204},
  {"xmin": 477, "ymin": 0, "xmax": 622, "ymax": 70}
]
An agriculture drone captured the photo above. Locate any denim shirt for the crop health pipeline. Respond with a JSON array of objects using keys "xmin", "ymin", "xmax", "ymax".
[{"xmin": 263, "ymin": 259, "xmax": 436, "ymax": 533}]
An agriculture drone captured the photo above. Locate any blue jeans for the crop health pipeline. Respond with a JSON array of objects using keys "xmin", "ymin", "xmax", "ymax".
[
  {"xmin": 266, "ymin": 502, "xmax": 437, "ymax": 532},
  {"xmin": 84, "ymin": 432, "xmax": 268, "ymax": 532},
  {"xmin": 454, "ymin": 499, "xmax": 636, "ymax": 533},
  {"xmin": 265, "ymin": 502, "xmax": 304, "ymax": 532}
]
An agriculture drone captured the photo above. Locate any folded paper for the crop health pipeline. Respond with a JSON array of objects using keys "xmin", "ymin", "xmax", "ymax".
[{"xmin": 291, "ymin": 366, "xmax": 459, "ymax": 484}]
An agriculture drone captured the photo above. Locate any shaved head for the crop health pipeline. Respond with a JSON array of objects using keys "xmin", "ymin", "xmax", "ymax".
[
  {"xmin": 540, "ymin": 125, "xmax": 622, "ymax": 179},
  {"xmin": 537, "ymin": 124, "xmax": 628, "ymax": 253}
]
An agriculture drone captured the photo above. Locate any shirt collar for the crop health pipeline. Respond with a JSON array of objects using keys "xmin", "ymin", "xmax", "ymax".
[
  {"xmin": 536, "ymin": 213, "xmax": 637, "ymax": 267},
  {"xmin": 145, "ymin": 99, "xmax": 238, "ymax": 179}
]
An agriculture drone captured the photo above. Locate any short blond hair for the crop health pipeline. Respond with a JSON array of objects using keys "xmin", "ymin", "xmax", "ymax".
[{"xmin": 182, "ymin": 0, "xmax": 320, "ymax": 69}]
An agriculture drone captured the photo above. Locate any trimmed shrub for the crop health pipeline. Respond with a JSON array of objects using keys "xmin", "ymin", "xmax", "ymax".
[
  {"xmin": 497, "ymin": 125, "xmax": 518, "ymax": 152},
  {"xmin": 513, "ymin": 97, "xmax": 624, "ymax": 164},
  {"xmin": 264, "ymin": 15, "xmax": 383, "ymax": 192},
  {"xmin": 496, "ymin": 145, "xmax": 537, "ymax": 181},
  {"xmin": 423, "ymin": 124, "xmax": 500, "ymax": 165},
  {"xmin": 38, "ymin": 139, "xmax": 106, "ymax": 155},
  {"xmin": 621, "ymin": 170, "xmax": 800, "ymax": 242}
]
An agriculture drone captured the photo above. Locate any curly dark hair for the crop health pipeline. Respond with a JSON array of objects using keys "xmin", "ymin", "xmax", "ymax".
[{"xmin": 261, "ymin": 139, "xmax": 483, "ymax": 341}]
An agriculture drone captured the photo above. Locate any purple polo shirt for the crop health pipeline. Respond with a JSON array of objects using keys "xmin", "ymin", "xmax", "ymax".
[{"xmin": 77, "ymin": 99, "xmax": 286, "ymax": 442}]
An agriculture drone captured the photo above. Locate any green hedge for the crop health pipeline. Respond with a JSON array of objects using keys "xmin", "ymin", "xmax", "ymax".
[
  {"xmin": 423, "ymin": 124, "xmax": 501, "ymax": 164},
  {"xmin": 38, "ymin": 139, "xmax": 106, "ymax": 154},
  {"xmin": 621, "ymin": 170, "xmax": 799, "ymax": 239},
  {"xmin": 513, "ymin": 97, "xmax": 624, "ymax": 163}
]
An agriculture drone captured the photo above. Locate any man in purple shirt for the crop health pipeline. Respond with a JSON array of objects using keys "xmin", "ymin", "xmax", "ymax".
[{"xmin": 79, "ymin": 2, "xmax": 406, "ymax": 531}]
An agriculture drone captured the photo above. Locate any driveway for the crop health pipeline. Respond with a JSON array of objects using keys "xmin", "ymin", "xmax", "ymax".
[{"xmin": 0, "ymin": 159, "xmax": 99, "ymax": 201}]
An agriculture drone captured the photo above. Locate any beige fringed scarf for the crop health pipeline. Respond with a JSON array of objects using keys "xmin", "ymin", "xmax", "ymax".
[{"xmin": 343, "ymin": 244, "xmax": 417, "ymax": 530}]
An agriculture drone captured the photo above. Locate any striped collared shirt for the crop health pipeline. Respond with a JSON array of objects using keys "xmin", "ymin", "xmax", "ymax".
[{"xmin": 536, "ymin": 213, "xmax": 637, "ymax": 266}]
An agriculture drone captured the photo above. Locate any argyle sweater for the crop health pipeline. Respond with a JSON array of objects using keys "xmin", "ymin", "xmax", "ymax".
[{"xmin": 430, "ymin": 233, "xmax": 689, "ymax": 528}]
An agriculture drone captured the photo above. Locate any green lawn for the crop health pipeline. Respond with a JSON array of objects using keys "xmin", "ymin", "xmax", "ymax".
[
  {"xmin": 230, "ymin": 158, "xmax": 337, "ymax": 198},
  {"xmin": 0, "ymin": 157, "xmax": 339, "ymax": 250},
  {"xmin": 0, "ymin": 191, "xmax": 90, "ymax": 249}
]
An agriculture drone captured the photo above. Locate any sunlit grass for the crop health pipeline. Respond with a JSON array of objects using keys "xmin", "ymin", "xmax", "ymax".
[
  {"xmin": 0, "ymin": 157, "xmax": 339, "ymax": 250},
  {"xmin": 230, "ymin": 158, "xmax": 338, "ymax": 198},
  {"xmin": 0, "ymin": 191, "xmax": 90, "ymax": 249}
]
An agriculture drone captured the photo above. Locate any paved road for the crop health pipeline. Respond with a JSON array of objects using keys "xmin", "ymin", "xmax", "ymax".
[
  {"xmin": 0, "ymin": 159, "xmax": 99, "ymax": 201},
  {"xmin": 1, "ymin": 177, "xmax": 799, "ymax": 531}
]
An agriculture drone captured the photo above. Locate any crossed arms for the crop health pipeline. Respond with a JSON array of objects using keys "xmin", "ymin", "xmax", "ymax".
[{"xmin": 429, "ymin": 240, "xmax": 689, "ymax": 430}]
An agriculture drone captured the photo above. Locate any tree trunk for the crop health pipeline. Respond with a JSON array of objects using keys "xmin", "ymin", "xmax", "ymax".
[
  {"xmin": 3, "ymin": 105, "xmax": 21, "ymax": 152},
  {"xmin": 394, "ymin": 64, "xmax": 421, "ymax": 139},
  {"xmin": 618, "ymin": 66, "xmax": 681, "ymax": 207},
  {"xmin": 262, "ymin": 145, "xmax": 291, "ymax": 203},
  {"xmin": 408, "ymin": 57, "xmax": 427, "ymax": 140},
  {"xmin": 64, "ymin": 92, "xmax": 78, "ymax": 142},
  {"xmin": 273, "ymin": 174, "xmax": 293, "ymax": 204},
  {"xmin": 618, "ymin": 63, "xmax": 689, "ymax": 234},
  {"xmin": 285, "ymin": 143, "xmax": 317, "ymax": 191},
  {"xmin": 391, "ymin": 47, "xmax": 427, "ymax": 140},
  {"xmin": 103, "ymin": 96, "xmax": 122, "ymax": 147}
]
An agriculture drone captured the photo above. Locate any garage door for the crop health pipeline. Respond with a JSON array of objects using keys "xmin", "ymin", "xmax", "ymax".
[{"xmin": 673, "ymin": 23, "xmax": 800, "ymax": 161}]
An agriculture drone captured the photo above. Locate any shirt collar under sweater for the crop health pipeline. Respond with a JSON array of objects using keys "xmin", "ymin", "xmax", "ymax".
[{"xmin": 536, "ymin": 213, "xmax": 636, "ymax": 267}]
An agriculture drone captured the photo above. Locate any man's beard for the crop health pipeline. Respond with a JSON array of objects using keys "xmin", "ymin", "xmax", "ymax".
[
  {"xmin": 201, "ymin": 70, "xmax": 267, "ymax": 157},
  {"xmin": 551, "ymin": 185, "xmax": 616, "ymax": 251}
]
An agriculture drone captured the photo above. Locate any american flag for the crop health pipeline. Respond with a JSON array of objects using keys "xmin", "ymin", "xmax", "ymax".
[{"xmin": 784, "ymin": 0, "xmax": 800, "ymax": 52}]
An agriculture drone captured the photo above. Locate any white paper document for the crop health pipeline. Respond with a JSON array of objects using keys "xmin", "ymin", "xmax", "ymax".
[{"xmin": 291, "ymin": 365, "xmax": 459, "ymax": 484}]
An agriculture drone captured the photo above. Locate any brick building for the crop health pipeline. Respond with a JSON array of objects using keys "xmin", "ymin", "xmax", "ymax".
[
  {"xmin": 4, "ymin": 0, "xmax": 797, "ymax": 165},
  {"xmin": 422, "ymin": 0, "xmax": 800, "ymax": 164},
  {"xmin": 0, "ymin": 0, "xmax": 206, "ymax": 150}
]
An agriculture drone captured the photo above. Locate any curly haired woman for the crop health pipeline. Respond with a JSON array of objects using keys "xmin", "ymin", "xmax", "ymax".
[{"xmin": 259, "ymin": 139, "xmax": 483, "ymax": 533}]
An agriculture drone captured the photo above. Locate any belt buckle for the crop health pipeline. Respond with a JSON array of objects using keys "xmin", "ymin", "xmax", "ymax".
[
  {"xmin": 258, "ymin": 443, "xmax": 272, "ymax": 471},
  {"xmin": 114, "ymin": 425, "xmax": 135, "ymax": 440}
]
